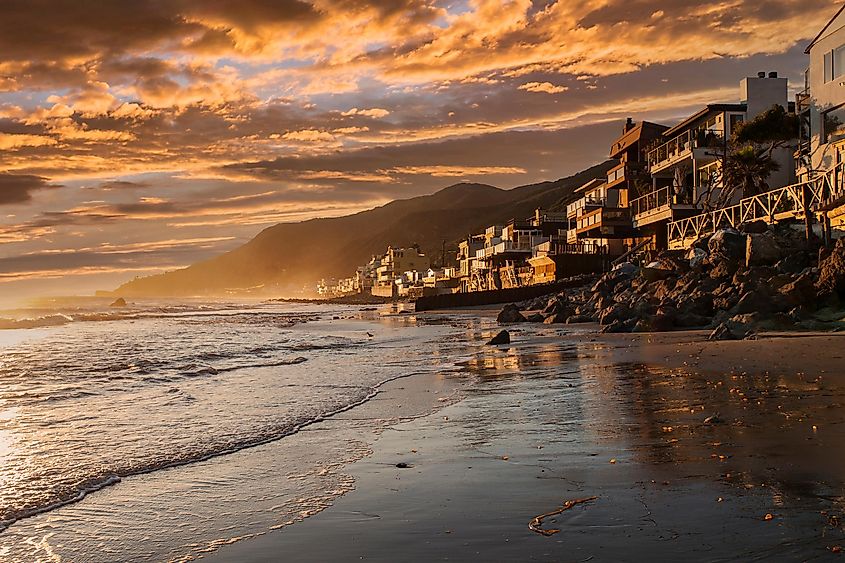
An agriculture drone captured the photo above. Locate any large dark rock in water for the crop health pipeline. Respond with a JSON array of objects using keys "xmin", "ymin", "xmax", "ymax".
[
  {"xmin": 497, "ymin": 304, "xmax": 526, "ymax": 324},
  {"xmin": 817, "ymin": 239, "xmax": 845, "ymax": 297},
  {"xmin": 110, "ymin": 297, "xmax": 127, "ymax": 308},
  {"xmin": 487, "ymin": 330, "xmax": 511, "ymax": 345}
]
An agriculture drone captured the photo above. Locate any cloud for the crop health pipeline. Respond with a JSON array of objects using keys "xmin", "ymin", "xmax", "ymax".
[
  {"xmin": 0, "ymin": 173, "xmax": 58, "ymax": 204},
  {"xmin": 341, "ymin": 107, "xmax": 391, "ymax": 118},
  {"xmin": 519, "ymin": 82, "xmax": 568, "ymax": 94},
  {"xmin": 0, "ymin": 133, "xmax": 57, "ymax": 149},
  {"xmin": 282, "ymin": 129, "xmax": 337, "ymax": 142}
]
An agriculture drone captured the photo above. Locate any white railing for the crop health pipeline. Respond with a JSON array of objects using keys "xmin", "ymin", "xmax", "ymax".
[
  {"xmin": 630, "ymin": 187, "xmax": 673, "ymax": 217},
  {"xmin": 667, "ymin": 163, "xmax": 845, "ymax": 249}
]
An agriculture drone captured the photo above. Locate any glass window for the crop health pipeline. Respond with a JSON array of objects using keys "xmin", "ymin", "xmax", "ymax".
[
  {"xmin": 835, "ymin": 45, "xmax": 845, "ymax": 80},
  {"xmin": 823, "ymin": 104, "xmax": 845, "ymax": 143},
  {"xmin": 826, "ymin": 51, "xmax": 834, "ymax": 83}
]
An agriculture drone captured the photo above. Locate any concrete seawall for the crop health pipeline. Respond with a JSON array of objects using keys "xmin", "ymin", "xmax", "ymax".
[{"xmin": 414, "ymin": 276, "xmax": 592, "ymax": 312}]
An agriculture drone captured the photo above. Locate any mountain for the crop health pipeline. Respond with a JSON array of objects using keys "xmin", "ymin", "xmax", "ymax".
[{"xmin": 115, "ymin": 160, "xmax": 615, "ymax": 297}]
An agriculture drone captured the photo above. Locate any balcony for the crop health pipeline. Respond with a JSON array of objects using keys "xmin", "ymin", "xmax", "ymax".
[
  {"xmin": 630, "ymin": 187, "xmax": 697, "ymax": 228},
  {"xmin": 566, "ymin": 195, "xmax": 605, "ymax": 219},
  {"xmin": 575, "ymin": 207, "xmax": 633, "ymax": 239},
  {"xmin": 796, "ymin": 87, "xmax": 811, "ymax": 114},
  {"xmin": 606, "ymin": 162, "xmax": 626, "ymax": 188},
  {"xmin": 647, "ymin": 128, "xmax": 725, "ymax": 173}
]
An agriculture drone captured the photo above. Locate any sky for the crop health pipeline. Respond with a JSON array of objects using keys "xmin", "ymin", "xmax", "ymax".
[{"xmin": 0, "ymin": 0, "xmax": 839, "ymax": 304}]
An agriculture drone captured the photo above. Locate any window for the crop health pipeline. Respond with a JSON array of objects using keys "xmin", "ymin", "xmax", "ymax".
[
  {"xmin": 823, "ymin": 104, "xmax": 845, "ymax": 143},
  {"xmin": 825, "ymin": 45, "xmax": 845, "ymax": 83}
]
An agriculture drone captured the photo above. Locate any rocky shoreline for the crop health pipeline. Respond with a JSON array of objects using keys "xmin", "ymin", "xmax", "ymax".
[{"xmin": 498, "ymin": 221, "xmax": 845, "ymax": 340}]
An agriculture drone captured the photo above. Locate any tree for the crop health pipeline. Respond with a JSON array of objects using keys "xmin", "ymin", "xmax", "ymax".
[
  {"xmin": 704, "ymin": 105, "xmax": 798, "ymax": 208},
  {"xmin": 718, "ymin": 146, "xmax": 781, "ymax": 206}
]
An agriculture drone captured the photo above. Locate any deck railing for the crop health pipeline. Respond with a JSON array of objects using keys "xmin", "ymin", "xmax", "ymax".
[
  {"xmin": 667, "ymin": 163, "xmax": 845, "ymax": 249},
  {"xmin": 630, "ymin": 187, "xmax": 671, "ymax": 217}
]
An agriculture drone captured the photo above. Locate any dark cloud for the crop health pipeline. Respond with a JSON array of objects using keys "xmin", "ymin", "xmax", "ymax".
[{"xmin": 0, "ymin": 173, "xmax": 58, "ymax": 204}]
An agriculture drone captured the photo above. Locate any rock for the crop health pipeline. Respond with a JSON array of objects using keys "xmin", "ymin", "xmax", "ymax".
[
  {"xmin": 674, "ymin": 311, "xmax": 711, "ymax": 328},
  {"xmin": 726, "ymin": 313, "xmax": 763, "ymax": 335},
  {"xmin": 487, "ymin": 330, "xmax": 511, "ymax": 345},
  {"xmin": 708, "ymin": 323, "xmax": 738, "ymax": 341},
  {"xmin": 741, "ymin": 220, "xmax": 770, "ymax": 234},
  {"xmin": 543, "ymin": 313, "xmax": 568, "ymax": 324},
  {"xmin": 525, "ymin": 313, "xmax": 545, "ymax": 323},
  {"xmin": 779, "ymin": 273, "xmax": 816, "ymax": 308},
  {"xmin": 642, "ymin": 263, "xmax": 673, "ymax": 283},
  {"xmin": 566, "ymin": 315, "xmax": 594, "ymax": 324},
  {"xmin": 817, "ymin": 239, "xmax": 845, "ymax": 296},
  {"xmin": 110, "ymin": 297, "xmax": 127, "ymax": 307},
  {"xmin": 745, "ymin": 232, "xmax": 782, "ymax": 267},
  {"xmin": 731, "ymin": 290, "xmax": 776, "ymax": 316},
  {"xmin": 612, "ymin": 262, "xmax": 639, "ymax": 277},
  {"xmin": 775, "ymin": 253, "xmax": 810, "ymax": 275},
  {"xmin": 709, "ymin": 228, "xmax": 747, "ymax": 262},
  {"xmin": 688, "ymin": 248, "xmax": 708, "ymax": 268},
  {"xmin": 497, "ymin": 304, "xmax": 526, "ymax": 324},
  {"xmin": 600, "ymin": 319, "xmax": 635, "ymax": 333},
  {"xmin": 709, "ymin": 260, "xmax": 738, "ymax": 281},
  {"xmin": 599, "ymin": 303, "xmax": 632, "ymax": 326},
  {"xmin": 396, "ymin": 462, "xmax": 410, "ymax": 469}
]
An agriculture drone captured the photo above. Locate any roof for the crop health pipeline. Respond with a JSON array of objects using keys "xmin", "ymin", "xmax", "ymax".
[
  {"xmin": 662, "ymin": 103, "xmax": 746, "ymax": 138},
  {"xmin": 528, "ymin": 256, "xmax": 555, "ymax": 267},
  {"xmin": 575, "ymin": 178, "xmax": 606, "ymax": 194},
  {"xmin": 806, "ymin": 3, "xmax": 845, "ymax": 54},
  {"xmin": 609, "ymin": 121, "xmax": 669, "ymax": 158}
]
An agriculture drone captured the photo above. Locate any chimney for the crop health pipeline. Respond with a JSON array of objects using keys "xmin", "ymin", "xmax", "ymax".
[
  {"xmin": 768, "ymin": 71, "xmax": 778, "ymax": 79},
  {"xmin": 624, "ymin": 117, "xmax": 634, "ymax": 132},
  {"xmin": 757, "ymin": 71, "xmax": 766, "ymax": 78}
]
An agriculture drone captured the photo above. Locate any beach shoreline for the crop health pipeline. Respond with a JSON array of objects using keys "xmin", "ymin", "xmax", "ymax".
[{"xmin": 207, "ymin": 325, "xmax": 845, "ymax": 562}]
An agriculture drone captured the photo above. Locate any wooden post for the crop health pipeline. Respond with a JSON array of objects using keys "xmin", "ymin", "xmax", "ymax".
[{"xmin": 803, "ymin": 183, "xmax": 813, "ymax": 241}]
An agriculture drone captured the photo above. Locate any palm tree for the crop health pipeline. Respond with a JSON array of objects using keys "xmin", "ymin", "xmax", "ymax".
[{"xmin": 717, "ymin": 146, "xmax": 780, "ymax": 207}]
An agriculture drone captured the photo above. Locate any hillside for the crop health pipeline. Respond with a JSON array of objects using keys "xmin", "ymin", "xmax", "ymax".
[{"xmin": 115, "ymin": 160, "xmax": 614, "ymax": 297}]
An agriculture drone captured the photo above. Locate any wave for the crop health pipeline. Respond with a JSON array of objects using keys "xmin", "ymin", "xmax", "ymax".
[
  {"xmin": 0, "ymin": 314, "xmax": 74, "ymax": 329},
  {"xmin": 0, "ymin": 367, "xmax": 433, "ymax": 534},
  {"xmin": 0, "ymin": 308, "xmax": 317, "ymax": 330}
]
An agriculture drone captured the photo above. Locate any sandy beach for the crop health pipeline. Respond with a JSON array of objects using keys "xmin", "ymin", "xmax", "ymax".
[{"xmin": 208, "ymin": 324, "xmax": 845, "ymax": 562}]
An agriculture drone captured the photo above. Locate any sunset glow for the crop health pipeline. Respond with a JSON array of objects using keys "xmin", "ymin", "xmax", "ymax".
[{"xmin": 0, "ymin": 0, "xmax": 838, "ymax": 301}]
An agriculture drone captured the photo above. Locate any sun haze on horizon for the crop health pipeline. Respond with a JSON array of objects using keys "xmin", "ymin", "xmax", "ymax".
[{"xmin": 0, "ymin": 0, "xmax": 836, "ymax": 302}]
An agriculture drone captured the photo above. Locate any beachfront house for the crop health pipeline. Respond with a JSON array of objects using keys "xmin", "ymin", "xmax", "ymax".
[
  {"xmin": 636, "ymin": 74, "xmax": 796, "ymax": 249},
  {"xmin": 372, "ymin": 246, "xmax": 429, "ymax": 298},
  {"xmin": 798, "ymin": 5, "xmax": 845, "ymax": 234}
]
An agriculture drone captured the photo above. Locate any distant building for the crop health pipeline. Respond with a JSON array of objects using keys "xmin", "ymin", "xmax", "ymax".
[{"xmin": 372, "ymin": 246, "xmax": 429, "ymax": 298}]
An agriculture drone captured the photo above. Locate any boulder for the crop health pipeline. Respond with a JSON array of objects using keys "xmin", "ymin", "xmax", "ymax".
[
  {"xmin": 487, "ymin": 330, "xmax": 511, "ymax": 345},
  {"xmin": 740, "ymin": 220, "xmax": 770, "ymax": 234},
  {"xmin": 497, "ymin": 304, "xmax": 526, "ymax": 324},
  {"xmin": 543, "ymin": 313, "xmax": 568, "ymax": 324},
  {"xmin": 745, "ymin": 232, "xmax": 782, "ymax": 267},
  {"xmin": 600, "ymin": 319, "xmax": 636, "ymax": 333},
  {"xmin": 566, "ymin": 315, "xmax": 594, "ymax": 324},
  {"xmin": 688, "ymin": 248, "xmax": 708, "ymax": 268},
  {"xmin": 708, "ymin": 323, "xmax": 739, "ymax": 341},
  {"xmin": 775, "ymin": 252, "xmax": 810, "ymax": 275},
  {"xmin": 525, "ymin": 313, "xmax": 545, "ymax": 323},
  {"xmin": 612, "ymin": 262, "xmax": 639, "ymax": 277},
  {"xmin": 110, "ymin": 297, "xmax": 127, "ymax": 308},
  {"xmin": 778, "ymin": 273, "xmax": 816, "ymax": 308},
  {"xmin": 709, "ymin": 228, "xmax": 747, "ymax": 262},
  {"xmin": 817, "ymin": 239, "xmax": 845, "ymax": 296},
  {"xmin": 599, "ymin": 303, "xmax": 632, "ymax": 326},
  {"xmin": 709, "ymin": 260, "xmax": 738, "ymax": 281}
]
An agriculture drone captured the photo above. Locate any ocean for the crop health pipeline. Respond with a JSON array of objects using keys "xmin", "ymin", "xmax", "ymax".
[{"xmin": 0, "ymin": 300, "xmax": 488, "ymax": 561}]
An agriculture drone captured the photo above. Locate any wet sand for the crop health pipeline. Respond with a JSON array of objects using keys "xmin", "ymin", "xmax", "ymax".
[{"xmin": 209, "ymin": 327, "xmax": 845, "ymax": 562}]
